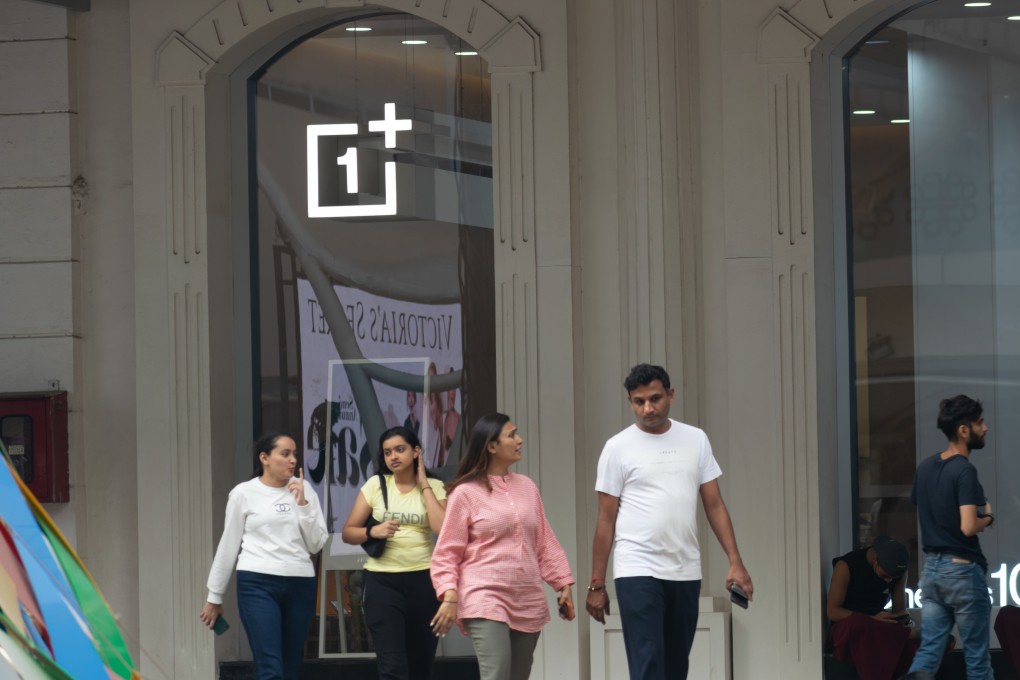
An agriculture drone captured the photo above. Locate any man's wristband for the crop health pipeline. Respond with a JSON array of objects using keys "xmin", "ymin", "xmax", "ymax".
[
  {"xmin": 986, "ymin": 513, "xmax": 995, "ymax": 527},
  {"xmin": 588, "ymin": 580, "xmax": 605, "ymax": 592}
]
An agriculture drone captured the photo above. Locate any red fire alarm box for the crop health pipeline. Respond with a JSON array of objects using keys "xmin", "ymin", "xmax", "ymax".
[{"xmin": 0, "ymin": 391, "xmax": 69, "ymax": 503}]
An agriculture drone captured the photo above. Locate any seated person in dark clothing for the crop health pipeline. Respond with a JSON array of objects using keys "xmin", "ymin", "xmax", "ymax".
[
  {"xmin": 827, "ymin": 536, "xmax": 919, "ymax": 680},
  {"xmin": 995, "ymin": 606, "xmax": 1020, "ymax": 678}
]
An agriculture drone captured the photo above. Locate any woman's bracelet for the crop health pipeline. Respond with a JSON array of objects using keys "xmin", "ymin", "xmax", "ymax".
[{"xmin": 421, "ymin": 486, "xmax": 434, "ymax": 494}]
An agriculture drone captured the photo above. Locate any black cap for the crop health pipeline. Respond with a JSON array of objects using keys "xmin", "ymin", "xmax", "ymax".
[{"xmin": 874, "ymin": 535, "xmax": 909, "ymax": 580}]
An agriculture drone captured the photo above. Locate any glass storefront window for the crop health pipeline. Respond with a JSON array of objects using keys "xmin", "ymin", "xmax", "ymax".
[
  {"xmin": 251, "ymin": 12, "xmax": 494, "ymax": 657},
  {"xmin": 846, "ymin": 1, "xmax": 1020, "ymax": 597}
]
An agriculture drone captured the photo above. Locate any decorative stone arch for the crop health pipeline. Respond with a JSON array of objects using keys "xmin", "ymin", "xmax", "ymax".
[
  {"xmin": 141, "ymin": 2, "xmax": 559, "ymax": 677},
  {"xmin": 752, "ymin": 0, "xmax": 921, "ymax": 673},
  {"xmin": 157, "ymin": 0, "xmax": 541, "ymax": 82}
]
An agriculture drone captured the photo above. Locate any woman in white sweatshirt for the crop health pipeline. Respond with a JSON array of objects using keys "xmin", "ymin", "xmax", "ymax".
[{"xmin": 199, "ymin": 433, "xmax": 328, "ymax": 680}]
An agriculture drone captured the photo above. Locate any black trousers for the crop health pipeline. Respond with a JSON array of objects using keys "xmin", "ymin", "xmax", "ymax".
[
  {"xmin": 616, "ymin": 576, "xmax": 701, "ymax": 680},
  {"xmin": 363, "ymin": 569, "xmax": 440, "ymax": 680}
]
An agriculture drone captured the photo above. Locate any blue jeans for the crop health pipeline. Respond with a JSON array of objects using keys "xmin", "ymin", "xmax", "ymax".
[
  {"xmin": 908, "ymin": 554, "xmax": 991, "ymax": 680},
  {"xmin": 615, "ymin": 576, "xmax": 701, "ymax": 680},
  {"xmin": 236, "ymin": 570, "xmax": 317, "ymax": 680}
]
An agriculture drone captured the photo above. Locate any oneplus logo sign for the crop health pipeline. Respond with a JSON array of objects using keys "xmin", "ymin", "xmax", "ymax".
[{"xmin": 307, "ymin": 103, "xmax": 412, "ymax": 218}]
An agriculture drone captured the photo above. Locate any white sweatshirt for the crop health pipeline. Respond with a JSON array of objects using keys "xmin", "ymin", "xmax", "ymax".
[{"xmin": 205, "ymin": 477, "xmax": 329, "ymax": 604}]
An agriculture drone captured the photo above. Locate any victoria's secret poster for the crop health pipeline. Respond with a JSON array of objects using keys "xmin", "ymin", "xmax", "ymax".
[{"xmin": 297, "ymin": 278, "xmax": 462, "ymax": 556}]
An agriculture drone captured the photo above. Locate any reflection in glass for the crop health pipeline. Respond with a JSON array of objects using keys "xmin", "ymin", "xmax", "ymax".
[
  {"xmin": 847, "ymin": 0, "xmax": 1020, "ymax": 591},
  {"xmin": 251, "ymin": 13, "xmax": 494, "ymax": 657}
]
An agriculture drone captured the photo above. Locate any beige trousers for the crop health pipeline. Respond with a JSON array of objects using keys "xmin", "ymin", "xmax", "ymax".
[{"xmin": 463, "ymin": 618, "xmax": 541, "ymax": 680}]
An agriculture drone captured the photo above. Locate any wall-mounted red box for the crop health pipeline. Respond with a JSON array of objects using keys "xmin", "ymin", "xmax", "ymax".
[{"xmin": 0, "ymin": 391, "xmax": 69, "ymax": 503}]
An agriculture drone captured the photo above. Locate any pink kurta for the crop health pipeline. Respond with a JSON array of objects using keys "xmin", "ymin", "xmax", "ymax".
[{"xmin": 431, "ymin": 473, "xmax": 574, "ymax": 633}]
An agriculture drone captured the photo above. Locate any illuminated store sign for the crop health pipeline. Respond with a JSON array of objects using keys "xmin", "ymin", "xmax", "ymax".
[
  {"xmin": 307, "ymin": 103, "xmax": 411, "ymax": 218},
  {"xmin": 902, "ymin": 564, "xmax": 1020, "ymax": 609}
]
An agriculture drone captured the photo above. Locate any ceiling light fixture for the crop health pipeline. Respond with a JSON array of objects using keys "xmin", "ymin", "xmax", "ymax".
[
  {"xmin": 891, "ymin": 119, "xmax": 910, "ymax": 124},
  {"xmin": 865, "ymin": 39, "xmax": 890, "ymax": 45},
  {"xmin": 454, "ymin": 51, "xmax": 478, "ymax": 56},
  {"xmin": 853, "ymin": 110, "xmax": 877, "ymax": 115},
  {"xmin": 402, "ymin": 39, "xmax": 427, "ymax": 45},
  {"xmin": 964, "ymin": 2, "xmax": 992, "ymax": 6},
  {"xmin": 1009, "ymin": 14, "xmax": 1020, "ymax": 19},
  {"xmin": 346, "ymin": 26, "xmax": 372, "ymax": 32}
]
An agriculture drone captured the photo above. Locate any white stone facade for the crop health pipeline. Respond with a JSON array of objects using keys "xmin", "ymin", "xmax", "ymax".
[{"xmin": 0, "ymin": 0, "xmax": 927, "ymax": 677}]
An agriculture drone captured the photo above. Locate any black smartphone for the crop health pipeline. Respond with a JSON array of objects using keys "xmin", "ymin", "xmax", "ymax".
[
  {"xmin": 895, "ymin": 614, "xmax": 914, "ymax": 628},
  {"xmin": 213, "ymin": 614, "xmax": 230, "ymax": 635},
  {"xmin": 729, "ymin": 583, "xmax": 749, "ymax": 609}
]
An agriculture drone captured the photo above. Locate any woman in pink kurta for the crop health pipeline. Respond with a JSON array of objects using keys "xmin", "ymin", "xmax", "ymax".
[{"xmin": 430, "ymin": 413, "xmax": 575, "ymax": 680}]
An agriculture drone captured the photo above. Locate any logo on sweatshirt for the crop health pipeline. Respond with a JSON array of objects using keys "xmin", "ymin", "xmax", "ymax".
[{"xmin": 274, "ymin": 503, "xmax": 292, "ymax": 513}]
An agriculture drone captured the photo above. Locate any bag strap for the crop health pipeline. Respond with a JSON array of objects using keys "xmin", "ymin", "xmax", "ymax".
[{"xmin": 378, "ymin": 472, "xmax": 389, "ymax": 510}]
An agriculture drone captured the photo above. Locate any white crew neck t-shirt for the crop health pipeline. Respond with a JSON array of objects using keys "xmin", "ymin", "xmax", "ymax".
[{"xmin": 595, "ymin": 419, "xmax": 721, "ymax": 581}]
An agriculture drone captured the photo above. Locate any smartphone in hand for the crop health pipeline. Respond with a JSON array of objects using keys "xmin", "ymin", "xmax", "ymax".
[
  {"xmin": 559, "ymin": 599, "xmax": 575, "ymax": 621},
  {"xmin": 895, "ymin": 614, "xmax": 915, "ymax": 628},
  {"xmin": 729, "ymin": 583, "xmax": 749, "ymax": 609},
  {"xmin": 213, "ymin": 614, "xmax": 230, "ymax": 635}
]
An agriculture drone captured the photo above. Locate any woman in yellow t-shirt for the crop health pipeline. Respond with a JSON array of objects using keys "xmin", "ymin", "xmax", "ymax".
[{"xmin": 342, "ymin": 426, "xmax": 447, "ymax": 680}]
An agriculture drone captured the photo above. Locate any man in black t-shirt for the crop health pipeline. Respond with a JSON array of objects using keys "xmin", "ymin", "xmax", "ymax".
[{"xmin": 907, "ymin": 395, "xmax": 994, "ymax": 680}]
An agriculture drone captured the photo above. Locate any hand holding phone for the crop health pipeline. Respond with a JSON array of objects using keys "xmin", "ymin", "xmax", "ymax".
[
  {"xmin": 559, "ymin": 599, "xmax": 575, "ymax": 621},
  {"xmin": 729, "ymin": 583, "xmax": 749, "ymax": 609},
  {"xmin": 212, "ymin": 614, "xmax": 230, "ymax": 635},
  {"xmin": 895, "ymin": 614, "xmax": 914, "ymax": 628}
]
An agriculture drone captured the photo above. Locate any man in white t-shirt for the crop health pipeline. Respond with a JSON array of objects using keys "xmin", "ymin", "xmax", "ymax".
[{"xmin": 586, "ymin": 363, "xmax": 754, "ymax": 680}]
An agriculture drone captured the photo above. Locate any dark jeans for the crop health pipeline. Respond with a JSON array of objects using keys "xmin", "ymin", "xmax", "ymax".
[
  {"xmin": 236, "ymin": 570, "xmax": 316, "ymax": 680},
  {"xmin": 363, "ymin": 569, "xmax": 440, "ymax": 680},
  {"xmin": 615, "ymin": 576, "xmax": 701, "ymax": 680}
]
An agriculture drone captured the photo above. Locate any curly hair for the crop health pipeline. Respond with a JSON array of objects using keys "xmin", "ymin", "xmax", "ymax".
[{"xmin": 623, "ymin": 363, "xmax": 671, "ymax": 393}]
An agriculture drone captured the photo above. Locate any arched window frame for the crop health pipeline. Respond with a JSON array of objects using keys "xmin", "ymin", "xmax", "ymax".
[{"xmin": 144, "ymin": 2, "xmax": 555, "ymax": 675}]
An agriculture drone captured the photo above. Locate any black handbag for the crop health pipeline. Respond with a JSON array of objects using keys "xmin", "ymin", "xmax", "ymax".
[{"xmin": 361, "ymin": 474, "xmax": 388, "ymax": 558}]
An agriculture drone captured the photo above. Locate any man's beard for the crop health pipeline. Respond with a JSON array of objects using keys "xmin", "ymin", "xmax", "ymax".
[{"xmin": 968, "ymin": 429, "xmax": 986, "ymax": 450}]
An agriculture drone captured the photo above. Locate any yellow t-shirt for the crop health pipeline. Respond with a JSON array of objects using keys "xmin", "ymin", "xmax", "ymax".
[{"xmin": 361, "ymin": 475, "xmax": 447, "ymax": 573}]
